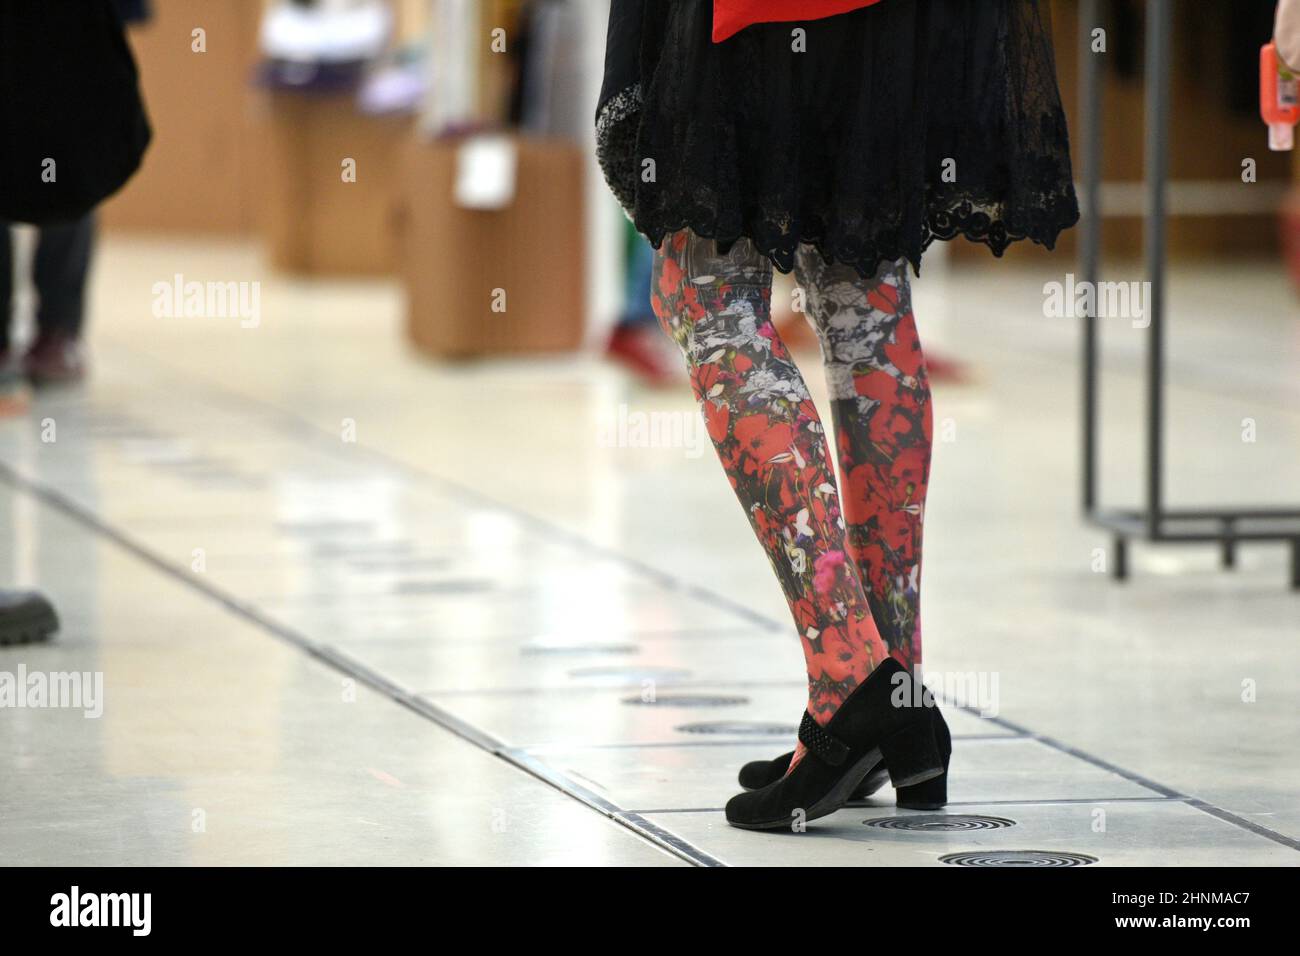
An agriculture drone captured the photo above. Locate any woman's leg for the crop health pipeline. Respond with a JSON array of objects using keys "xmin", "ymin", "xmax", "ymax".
[
  {"xmin": 652, "ymin": 230, "xmax": 889, "ymax": 733},
  {"xmin": 793, "ymin": 251, "xmax": 933, "ymax": 672}
]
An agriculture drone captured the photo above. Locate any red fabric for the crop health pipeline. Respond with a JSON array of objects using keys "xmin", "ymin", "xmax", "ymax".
[{"xmin": 713, "ymin": 0, "xmax": 883, "ymax": 43}]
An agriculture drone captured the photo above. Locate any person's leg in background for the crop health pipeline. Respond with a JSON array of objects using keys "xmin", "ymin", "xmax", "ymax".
[
  {"xmin": 794, "ymin": 250, "xmax": 933, "ymax": 673},
  {"xmin": 0, "ymin": 225, "xmax": 31, "ymax": 414},
  {"xmin": 25, "ymin": 213, "xmax": 96, "ymax": 384},
  {"xmin": 606, "ymin": 224, "xmax": 683, "ymax": 386},
  {"xmin": 0, "ymin": 226, "xmax": 59, "ymax": 641},
  {"xmin": 0, "ymin": 224, "xmax": 13, "ymax": 364},
  {"xmin": 652, "ymin": 230, "xmax": 889, "ymax": 751}
]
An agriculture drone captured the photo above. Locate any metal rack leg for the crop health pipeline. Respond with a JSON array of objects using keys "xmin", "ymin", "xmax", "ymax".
[
  {"xmin": 1221, "ymin": 540, "xmax": 1237, "ymax": 570},
  {"xmin": 1079, "ymin": 0, "xmax": 1300, "ymax": 591},
  {"xmin": 1144, "ymin": 0, "xmax": 1170, "ymax": 542},
  {"xmin": 1079, "ymin": 0, "xmax": 1103, "ymax": 516},
  {"xmin": 1220, "ymin": 519, "xmax": 1237, "ymax": 569}
]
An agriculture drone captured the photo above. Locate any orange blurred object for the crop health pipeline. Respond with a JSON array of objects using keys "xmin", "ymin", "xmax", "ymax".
[{"xmin": 1261, "ymin": 43, "xmax": 1299, "ymax": 151}]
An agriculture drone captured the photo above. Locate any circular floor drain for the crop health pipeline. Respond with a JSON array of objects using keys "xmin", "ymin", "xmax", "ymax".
[
  {"xmin": 939, "ymin": 851, "xmax": 1098, "ymax": 868},
  {"xmin": 676, "ymin": 720, "xmax": 796, "ymax": 736},
  {"xmin": 623, "ymin": 694, "xmax": 750, "ymax": 708},
  {"xmin": 866, "ymin": 815, "xmax": 1016, "ymax": 832}
]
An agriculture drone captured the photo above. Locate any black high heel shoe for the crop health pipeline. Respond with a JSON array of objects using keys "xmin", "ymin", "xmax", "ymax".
[
  {"xmin": 724, "ymin": 659, "xmax": 944, "ymax": 830},
  {"xmin": 736, "ymin": 703, "xmax": 951, "ymax": 810},
  {"xmin": 896, "ymin": 707, "xmax": 949, "ymax": 810}
]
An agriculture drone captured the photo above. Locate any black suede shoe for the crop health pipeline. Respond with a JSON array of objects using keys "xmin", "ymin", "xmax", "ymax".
[
  {"xmin": 738, "ymin": 751, "xmax": 889, "ymax": 800},
  {"xmin": 738, "ymin": 696, "xmax": 951, "ymax": 810},
  {"xmin": 724, "ymin": 658, "xmax": 944, "ymax": 830},
  {"xmin": 0, "ymin": 590, "xmax": 59, "ymax": 646}
]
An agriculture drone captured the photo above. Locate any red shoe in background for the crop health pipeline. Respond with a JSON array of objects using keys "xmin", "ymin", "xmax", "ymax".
[
  {"xmin": 605, "ymin": 324, "xmax": 683, "ymax": 388},
  {"xmin": 23, "ymin": 331, "xmax": 86, "ymax": 386},
  {"xmin": 923, "ymin": 351, "xmax": 971, "ymax": 385}
]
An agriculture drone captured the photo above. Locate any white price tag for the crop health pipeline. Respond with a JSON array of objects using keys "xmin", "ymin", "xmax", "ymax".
[{"xmin": 454, "ymin": 135, "xmax": 518, "ymax": 210}]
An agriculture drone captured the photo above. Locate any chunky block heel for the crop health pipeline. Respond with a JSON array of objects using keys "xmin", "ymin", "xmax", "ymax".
[
  {"xmin": 724, "ymin": 659, "xmax": 944, "ymax": 830},
  {"xmin": 897, "ymin": 768, "xmax": 946, "ymax": 809},
  {"xmin": 896, "ymin": 708, "xmax": 950, "ymax": 810},
  {"xmin": 878, "ymin": 714, "xmax": 944, "ymax": 789}
]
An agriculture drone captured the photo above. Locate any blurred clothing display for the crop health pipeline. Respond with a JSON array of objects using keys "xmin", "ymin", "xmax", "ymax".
[
  {"xmin": 258, "ymin": 0, "xmax": 392, "ymax": 91},
  {"xmin": 259, "ymin": 58, "xmax": 371, "ymax": 92},
  {"xmin": 514, "ymin": 0, "xmax": 586, "ymax": 141},
  {"xmin": 358, "ymin": 51, "xmax": 429, "ymax": 115},
  {"xmin": 260, "ymin": 0, "xmax": 391, "ymax": 63},
  {"xmin": 425, "ymin": 0, "xmax": 480, "ymax": 133}
]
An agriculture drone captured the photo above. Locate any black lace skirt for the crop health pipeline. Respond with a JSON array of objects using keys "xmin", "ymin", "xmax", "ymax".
[{"xmin": 595, "ymin": 0, "xmax": 1080, "ymax": 277}]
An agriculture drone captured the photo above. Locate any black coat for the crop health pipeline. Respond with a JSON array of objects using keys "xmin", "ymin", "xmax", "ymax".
[{"xmin": 0, "ymin": 0, "xmax": 151, "ymax": 224}]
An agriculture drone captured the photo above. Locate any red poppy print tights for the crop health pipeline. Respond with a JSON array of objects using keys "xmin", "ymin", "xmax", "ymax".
[
  {"xmin": 792, "ymin": 253, "xmax": 933, "ymax": 674},
  {"xmin": 651, "ymin": 230, "xmax": 911, "ymax": 748}
]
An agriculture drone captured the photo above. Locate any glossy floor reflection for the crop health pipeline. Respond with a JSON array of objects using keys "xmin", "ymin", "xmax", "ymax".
[{"xmin": 0, "ymin": 236, "xmax": 1296, "ymax": 865}]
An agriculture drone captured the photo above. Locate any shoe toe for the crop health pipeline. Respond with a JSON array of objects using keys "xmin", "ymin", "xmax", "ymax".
[
  {"xmin": 736, "ymin": 759, "xmax": 773, "ymax": 790},
  {"xmin": 724, "ymin": 788, "xmax": 761, "ymax": 825}
]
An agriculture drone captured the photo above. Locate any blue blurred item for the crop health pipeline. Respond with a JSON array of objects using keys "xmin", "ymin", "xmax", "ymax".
[
  {"xmin": 112, "ymin": 0, "xmax": 152, "ymax": 24},
  {"xmin": 618, "ymin": 225, "xmax": 656, "ymax": 331},
  {"xmin": 604, "ymin": 223, "xmax": 681, "ymax": 386},
  {"xmin": 257, "ymin": 58, "xmax": 370, "ymax": 93},
  {"xmin": 357, "ymin": 47, "xmax": 429, "ymax": 115},
  {"xmin": 257, "ymin": 0, "xmax": 392, "ymax": 93}
]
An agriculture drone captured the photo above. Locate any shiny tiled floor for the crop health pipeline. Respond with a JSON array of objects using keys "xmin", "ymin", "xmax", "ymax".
[{"xmin": 0, "ymin": 236, "xmax": 1296, "ymax": 865}]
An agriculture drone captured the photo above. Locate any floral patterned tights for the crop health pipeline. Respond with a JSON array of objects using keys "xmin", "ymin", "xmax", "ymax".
[
  {"xmin": 792, "ymin": 250, "xmax": 933, "ymax": 673},
  {"xmin": 651, "ymin": 230, "xmax": 933, "ymax": 742}
]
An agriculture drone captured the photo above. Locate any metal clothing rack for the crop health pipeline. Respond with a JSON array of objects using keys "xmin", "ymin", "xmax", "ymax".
[{"xmin": 1077, "ymin": 0, "xmax": 1300, "ymax": 588}]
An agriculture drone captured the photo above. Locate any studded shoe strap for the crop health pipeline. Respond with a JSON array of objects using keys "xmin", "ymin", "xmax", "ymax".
[{"xmin": 798, "ymin": 711, "xmax": 849, "ymax": 766}]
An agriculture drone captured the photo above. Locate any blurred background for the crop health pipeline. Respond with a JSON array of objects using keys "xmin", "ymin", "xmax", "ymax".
[
  {"xmin": 95, "ymin": 0, "xmax": 1300, "ymax": 341},
  {"xmin": 0, "ymin": 0, "xmax": 1296, "ymax": 866}
]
